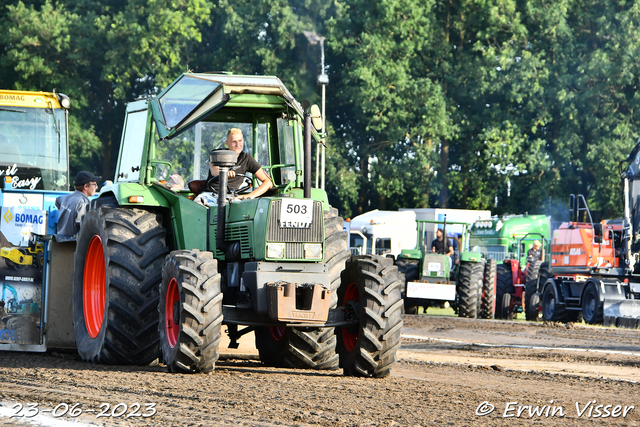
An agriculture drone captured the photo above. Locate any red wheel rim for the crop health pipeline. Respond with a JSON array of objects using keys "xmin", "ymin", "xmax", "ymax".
[
  {"xmin": 165, "ymin": 278, "xmax": 180, "ymax": 348},
  {"xmin": 269, "ymin": 326, "xmax": 286, "ymax": 342},
  {"xmin": 83, "ymin": 235, "xmax": 105, "ymax": 339},
  {"xmin": 342, "ymin": 282, "xmax": 360, "ymax": 352}
]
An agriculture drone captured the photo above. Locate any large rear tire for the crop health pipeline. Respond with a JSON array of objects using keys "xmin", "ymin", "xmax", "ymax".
[
  {"xmin": 254, "ymin": 326, "xmax": 289, "ymax": 367},
  {"xmin": 396, "ymin": 258, "xmax": 420, "ymax": 314},
  {"xmin": 501, "ymin": 292, "xmax": 513, "ymax": 319},
  {"xmin": 542, "ymin": 281, "xmax": 570, "ymax": 322},
  {"xmin": 337, "ymin": 255, "xmax": 403, "ymax": 378},
  {"xmin": 73, "ymin": 207, "xmax": 168, "ymax": 365},
  {"xmin": 480, "ymin": 259, "xmax": 496, "ymax": 319},
  {"xmin": 495, "ymin": 263, "xmax": 514, "ymax": 319},
  {"xmin": 525, "ymin": 261, "xmax": 550, "ymax": 321},
  {"xmin": 529, "ymin": 292, "xmax": 541, "ymax": 320},
  {"xmin": 159, "ymin": 250, "xmax": 223, "ymax": 373},
  {"xmin": 255, "ymin": 207, "xmax": 349, "ymax": 370},
  {"xmin": 457, "ymin": 260, "xmax": 484, "ymax": 318},
  {"xmin": 581, "ymin": 282, "xmax": 603, "ymax": 324}
]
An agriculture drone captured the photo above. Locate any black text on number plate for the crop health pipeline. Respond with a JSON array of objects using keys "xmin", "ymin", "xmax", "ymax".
[{"xmin": 280, "ymin": 199, "xmax": 313, "ymax": 228}]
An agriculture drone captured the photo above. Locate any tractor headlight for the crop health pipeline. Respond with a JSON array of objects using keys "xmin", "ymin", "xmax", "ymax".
[
  {"xmin": 267, "ymin": 243, "xmax": 285, "ymax": 259},
  {"xmin": 304, "ymin": 243, "xmax": 323, "ymax": 259}
]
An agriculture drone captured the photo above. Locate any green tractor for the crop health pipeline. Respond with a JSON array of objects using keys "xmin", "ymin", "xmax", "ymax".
[
  {"xmin": 468, "ymin": 214, "xmax": 551, "ymax": 320},
  {"xmin": 72, "ymin": 74, "xmax": 403, "ymax": 377},
  {"xmin": 396, "ymin": 219, "xmax": 495, "ymax": 319}
]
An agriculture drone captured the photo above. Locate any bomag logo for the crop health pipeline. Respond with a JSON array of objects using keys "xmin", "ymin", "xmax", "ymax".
[
  {"xmin": 0, "ymin": 94, "xmax": 25, "ymax": 102},
  {"xmin": 569, "ymin": 248, "xmax": 582, "ymax": 256},
  {"xmin": 3, "ymin": 210, "xmax": 12, "ymax": 224},
  {"xmin": 14, "ymin": 212, "xmax": 44, "ymax": 225}
]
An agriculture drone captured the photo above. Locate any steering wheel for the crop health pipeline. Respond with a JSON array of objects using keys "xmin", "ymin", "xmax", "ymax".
[{"xmin": 205, "ymin": 174, "xmax": 253, "ymax": 199}]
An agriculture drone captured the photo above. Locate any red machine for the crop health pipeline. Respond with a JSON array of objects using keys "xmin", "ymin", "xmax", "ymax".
[
  {"xmin": 551, "ymin": 222, "xmax": 621, "ymax": 270},
  {"xmin": 536, "ymin": 195, "xmax": 625, "ymax": 324},
  {"xmin": 495, "ymin": 234, "xmax": 549, "ymax": 320}
]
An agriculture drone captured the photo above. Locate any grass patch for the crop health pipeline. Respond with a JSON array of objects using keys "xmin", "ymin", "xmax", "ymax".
[{"xmin": 418, "ymin": 305, "xmax": 527, "ymax": 320}]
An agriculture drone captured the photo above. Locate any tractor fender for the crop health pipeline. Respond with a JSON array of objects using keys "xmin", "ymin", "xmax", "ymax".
[
  {"xmin": 541, "ymin": 278, "xmax": 563, "ymax": 304},
  {"xmin": 586, "ymin": 279, "xmax": 629, "ymax": 302},
  {"xmin": 581, "ymin": 279, "xmax": 604, "ymax": 305},
  {"xmin": 459, "ymin": 251, "xmax": 482, "ymax": 262},
  {"xmin": 398, "ymin": 250, "xmax": 421, "ymax": 261},
  {"xmin": 91, "ymin": 189, "xmax": 171, "ymax": 220},
  {"xmin": 94, "ymin": 183, "xmax": 172, "ymax": 209},
  {"xmin": 90, "ymin": 193, "xmax": 119, "ymax": 211}
]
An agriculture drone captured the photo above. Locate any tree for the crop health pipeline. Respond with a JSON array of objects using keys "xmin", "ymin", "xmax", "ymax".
[{"xmin": 325, "ymin": 0, "xmax": 454, "ymax": 215}]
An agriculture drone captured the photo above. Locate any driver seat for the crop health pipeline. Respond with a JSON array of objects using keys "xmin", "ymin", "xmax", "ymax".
[{"xmin": 188, "ymin": 179, "xmax": 207, "ymax": 197}]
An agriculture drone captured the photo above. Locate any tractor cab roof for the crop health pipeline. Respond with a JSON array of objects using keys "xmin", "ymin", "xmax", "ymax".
[{"xmin": 151, "ymin": 73, "xmax": 304, "ymax": 139}]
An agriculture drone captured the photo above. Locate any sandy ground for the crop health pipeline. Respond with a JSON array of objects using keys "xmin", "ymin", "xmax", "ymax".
[{"xmin": 0, "ymin": 315, "xmax": 638, "ymax": 426}]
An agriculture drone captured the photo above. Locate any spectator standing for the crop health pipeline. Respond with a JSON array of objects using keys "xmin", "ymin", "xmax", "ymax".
[{"xmin": 55, "ymin": 171, "xmax": 101, "ymax": 237}]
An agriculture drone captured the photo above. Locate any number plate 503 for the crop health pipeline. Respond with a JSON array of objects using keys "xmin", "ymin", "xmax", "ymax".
[{"xmin": 280, "ymin": 200, "xmax": 313, "ymax": 228}]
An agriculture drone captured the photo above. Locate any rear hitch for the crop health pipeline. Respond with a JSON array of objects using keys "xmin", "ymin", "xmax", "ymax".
[{"xmin": 226, "ymin": 324, "xmax": 255, "ymax": 349}]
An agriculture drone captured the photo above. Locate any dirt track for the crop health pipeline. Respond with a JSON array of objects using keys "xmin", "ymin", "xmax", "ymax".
[{"xmin": 0, "ymin": 315, "xmax": 639, "ymax": 426}]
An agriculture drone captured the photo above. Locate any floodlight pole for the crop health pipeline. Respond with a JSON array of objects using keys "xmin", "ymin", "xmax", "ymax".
[
  {"xmin": 319, "ymin": 38, "xmax": 327, "ymax": 191},
  {"xmin": 304, "ymin": 30, "xmax": 328, "ymax": 191},
  {"xmin": 321, "ymin": 83, "xmax": 325, "ymax": 190}
]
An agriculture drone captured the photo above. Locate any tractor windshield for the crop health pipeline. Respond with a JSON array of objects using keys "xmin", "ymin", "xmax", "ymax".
[
  {"xmin": 159, "ymin": 77, "xmax": 221, "ymax": 129},
  {"xmin": 0, "ymin": 106, "xmax": 69, "ymax": 191},
  {"xmin": 153, "ymin": 115, "xmax": 303, "ymax": 188},
  {"xmin": 468, "ymin": 239, "xmax": 508, "ymax": 261}
]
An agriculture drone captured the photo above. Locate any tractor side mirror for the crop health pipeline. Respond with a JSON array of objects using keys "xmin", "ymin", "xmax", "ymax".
[
  {"xmin": 310, "ymin": 104, "xmax": 323, "ymax": 131},
  {"xmin": 594, "ymin": 235, "xmax": 602, "ymax": 244}
]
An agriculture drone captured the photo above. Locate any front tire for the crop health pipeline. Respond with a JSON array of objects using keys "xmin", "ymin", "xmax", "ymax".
[
  {"xmin": 73, "ymin": 207, "xmax": 168, "ymax": 365},
  {"xmin": 501, "ymin": 292, "xmax": 513, "ymax": 319},
  {"xmin": 525, "ymin": 261, "xmax": 550, "ymax": 321},
  {"xmin": 457, "ymin": 260, "xmax": 484, "ymax": 318},
  {"xmin": 529, "ymin": 292, "xmax": 542, "ymax": 321},
  {"xmin": 542, "ymin": 282, "xmax": 570, "ymax": 322},
  {"xmin": 159, "ymin": 250, "xmax": 223, "ymax": 373},
  {"xmin": 254, "ymin": 325, "xmax": 339, "ymax": 370},
  {"xmin": 337, "ymin": 255, "xmax": 403, "ymax": 378},
  {"xmin": 396, "ymin": 258, "xmax": 420, "ymax": 314},
  {"xmin": 495, "ymin": 263, "xmax": 514, "ymax": 319},
  {"xmin": 480, "ymin": 259, "xmax": 496, "ymax": 319}
]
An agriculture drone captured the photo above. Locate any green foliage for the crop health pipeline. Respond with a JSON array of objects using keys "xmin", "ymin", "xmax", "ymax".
[{"xmin": 68, "ymin": 115, "xmax": 102, "ymax": 175}]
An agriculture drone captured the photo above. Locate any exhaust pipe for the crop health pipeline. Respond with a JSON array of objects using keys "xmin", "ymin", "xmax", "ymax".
[
  {"xmin": 209, "ymin": 150, "xmax": 240, "ymax": 259},
  {"xmin": 304, "ymin": 111, "xmax": 312, "ymax": 199},
  {"xmin": 623, "ymin": 174, "xmax": 634, "ymax": 272}
]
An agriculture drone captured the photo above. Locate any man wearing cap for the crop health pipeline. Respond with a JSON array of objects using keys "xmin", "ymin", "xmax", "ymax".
[
  {"xmin": 55, "ymin": 171, "xmax": 101, "ymax": 237},
  {"xmin": 527, "ymin": 240, "xmax": 543, "ymax": 263}
]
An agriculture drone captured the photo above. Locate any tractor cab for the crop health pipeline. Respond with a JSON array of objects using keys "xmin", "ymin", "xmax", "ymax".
[
  {"xmin": 551, "ymin": 195, "xmax": 622, "ymax": 271},
  {"xmin": 116, "ymin": 74, "xmax": 314, "ymax": 198}
]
